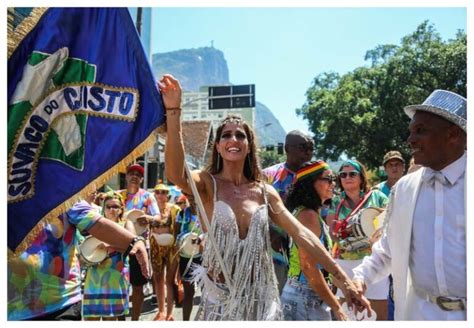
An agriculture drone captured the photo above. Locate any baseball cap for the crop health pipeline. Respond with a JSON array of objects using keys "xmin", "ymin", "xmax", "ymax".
[
  {"xmin": 383, "ymin": 151, "xmax": 405, "ymax": 165},
  {"xmin": 127, "ymin": 163, "xmax": 144, "ymax": 176}
]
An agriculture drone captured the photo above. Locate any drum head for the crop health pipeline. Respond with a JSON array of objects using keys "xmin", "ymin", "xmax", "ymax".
[
  {"xmin": 360, "ymin": 207, "xmax": 386, "ymax": 237},
  {"xmin": 80, "ymin": 236, "xmax": 107, "ymax": 264},
  {"xmin": 125, "ymin": 209, "xmax": 147, "ymax": 235},
  {"xmin": 153, "ymin": 233, "xmax": 175, "ymax": 246},
  {"xmin": 180, "ymin": 232, "xmax": 200, "ymax": 257}
]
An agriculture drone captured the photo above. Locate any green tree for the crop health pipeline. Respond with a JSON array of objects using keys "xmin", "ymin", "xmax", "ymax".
[
  {"xmin": 297, "ymin": 21, "xmax": 466, "ymax": 169},
  {"xmin": 259, "ymin": 149, "xmax": 286, "ymax": 169}
]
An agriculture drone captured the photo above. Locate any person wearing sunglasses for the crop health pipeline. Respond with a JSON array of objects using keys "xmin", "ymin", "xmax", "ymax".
[
  {"xmin": 176, "ymin": 193, "xmax": 204, "ymax": 320},
  {"xmin": 263, "ymin": 130, "xmax": 314, "ymax": 295},
  {"xmin": 120, "ymin": 163, "xmax": 161, "ymax": 321},
  {"xmin": 326, "ymin": 159, "xmax": 389, "ymax": 320},
  {"xmin": 150, "ymin": 183, "xmax": 181, "ymax": 321},
  {"xmin": 175, "ymin": 194, "xmax": 188, "ymax": 211},
  {"xmin": 160, "ymin": 74, "xmax": 371, "ymax": 320},
  {"xmin": 281, "ymin": 160, "xmax": 347, "ymax": 321},
  {"xmin": 82, "ymin": 192, "xmax": 135, "ymax": 321}
]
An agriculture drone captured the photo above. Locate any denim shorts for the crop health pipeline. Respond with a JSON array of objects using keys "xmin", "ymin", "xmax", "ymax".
[{"xmin": 280, "ymin": 278, "xmax": 332, "ymax": 320}]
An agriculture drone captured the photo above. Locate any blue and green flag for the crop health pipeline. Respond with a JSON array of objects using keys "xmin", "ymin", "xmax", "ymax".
[{"xmin": 8, "ymin": 8, "xmax": 165, "ymax": 254}]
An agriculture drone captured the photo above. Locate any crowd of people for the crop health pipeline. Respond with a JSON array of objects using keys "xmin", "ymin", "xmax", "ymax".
[{"xmin": 7, "ymin": 75, "xmax": 466, "ymax": 321}]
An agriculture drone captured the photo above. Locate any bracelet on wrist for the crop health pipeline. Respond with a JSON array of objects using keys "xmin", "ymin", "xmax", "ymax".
[
  {"xmin": 165, "ymin": 107, "xmax": 181, "ymax": 111},
  {"xmin": 123, "ymin": 236, "xmax": 145, "ymax": 258}
]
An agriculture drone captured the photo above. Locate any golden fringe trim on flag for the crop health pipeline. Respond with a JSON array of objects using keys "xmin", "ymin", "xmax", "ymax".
[
  {"xmin": 8, "ymin": 125, "xmax": 163, "ymax": 259},
  {"xmin": 8, "ymin": 7, "xmax": 48, "ymax": 59}
]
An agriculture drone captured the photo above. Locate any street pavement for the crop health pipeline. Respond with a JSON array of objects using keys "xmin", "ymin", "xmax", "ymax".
[{"xmin": 126, "ymin": 284, "xmax": 201, "ymax": 321}]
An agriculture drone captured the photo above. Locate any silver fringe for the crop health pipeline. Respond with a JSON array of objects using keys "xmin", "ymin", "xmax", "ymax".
[{"xmin": 191, "ymin": 203, "xmax": 282, "ymax": 320}]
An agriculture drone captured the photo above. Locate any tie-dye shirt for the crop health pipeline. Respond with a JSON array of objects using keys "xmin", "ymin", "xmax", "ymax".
[
  {"xmin": 8, "ymin": 201, "xmax": 100, "ymax": 320},
  {"xmin": 120, "ymin": 188, "xmax": 159, "ymax": 215},
  {"xmin": 263, "ymin": 162, "xmax": 296, "ymax": 265},
  {"xmin": 82, "ymin": 220, "xmax": 130, "ymax": 318},
  {"xmin": 373, "ymin": 180, "xmax": 391, "ymax": 197},
  {"xmin": 262, "ymin": 162, "xmax": 296, "ymax": 202}
]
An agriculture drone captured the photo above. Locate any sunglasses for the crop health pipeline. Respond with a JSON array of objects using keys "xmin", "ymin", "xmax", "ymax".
[
  {"xmin": 176, "ymin": 201, "xmax": 186, "ymax": 205},
  {"xmin": 318, "ymin": 175, "xmax": 337, "ymax": 183},
  {"xmin": 155, "ymin": 190, "xmax": 169, "ymax": 195},
  {"xmin": 220, "ymin": 131, "xmax": 247, "ymax": 141},
  {"xmin": 339, "ymin": 171, "xmax": 360, "ymax": 179},
  {"xmin": 289, "ymin": 143, "xmax": 314, "ymax": 152},
  {"xmin": 105, "ymin": 205, "xmax": 121, "ymax": 210}
]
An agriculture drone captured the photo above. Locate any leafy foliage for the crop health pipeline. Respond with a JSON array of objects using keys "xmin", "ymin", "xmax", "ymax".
[
  {"xmin": 259, "ymin": 149, "xmax": 286, "ymax": 169},
  {"xmin": 297, "ymin": 21, "xmax": 466, "ymax": 169}
]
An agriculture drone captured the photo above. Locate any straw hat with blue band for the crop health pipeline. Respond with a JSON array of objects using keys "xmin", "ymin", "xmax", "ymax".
[
  {"xmin": 404, "ymin": 89, "xmax": 466, "ymax": 132},
  {"xmin": 295, "ymin": 160, "xmax": 330, "ymax": 182}
]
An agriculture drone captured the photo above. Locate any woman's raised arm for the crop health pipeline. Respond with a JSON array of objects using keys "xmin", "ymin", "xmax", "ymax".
[{"xmin": 159, "ymin": 74, "xmax": 210, "ymax": 199}]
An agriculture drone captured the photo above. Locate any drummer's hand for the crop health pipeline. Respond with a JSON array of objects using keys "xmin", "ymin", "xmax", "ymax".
[
  {"xmin": 137, "ymin": 215, "xmax": 151, "ymax": 225},
  {"xmin": 369, "ymin": 228, "xmax": 383, "ymax": 246},
  {"xmin": 158, "ymin": 74, "xmax": 182, "ymax": 109},
  {"xmin": 97, "ymin": 243, "xmax": 107, "ymax": 251},
  {"xmin": 340, "ymin": 278, "xmax": 372, "ymax": 317},
  {"xmin": 129, "ymin": 238, "xmax": 150, "ymax": 279}
]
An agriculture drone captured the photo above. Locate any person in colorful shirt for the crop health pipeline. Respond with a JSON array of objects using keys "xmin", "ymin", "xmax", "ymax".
[
  {"xmin": 326, "ymin": 159, "xmax": 389, "ymax": 320},
  {"xmin": 120, "ymin": 163, "xmax": 160, "ymax": 321},
  {"xmin": 263, "ymin": 130, "xmax": 314, "ymax": 294},
  {"xmin": 176, "ymin": 193, "xmax": 204, "ymax": 321},
  {"xmin": 282, "ymin": 160, "xmax": 347, "ymax": 321},
  {"xmin": 150, "ymin": 184, "xmax": 181, "ymax": 321},
  {"xmin": 82, "ymin": 191, "xmax": 135, "ymax": 320},
  {"xmin": 7, "ymin": 199, "xmax": 149, "ymax": 321}
]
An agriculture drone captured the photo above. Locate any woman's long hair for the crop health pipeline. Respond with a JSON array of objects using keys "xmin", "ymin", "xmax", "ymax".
[
  {"xmin": 285, "ymin": 170, "xmax": 324, "ymax": 213},
  {"xmin": 206, "ymin": 114, "xmax": 262, "ymax": 182}
]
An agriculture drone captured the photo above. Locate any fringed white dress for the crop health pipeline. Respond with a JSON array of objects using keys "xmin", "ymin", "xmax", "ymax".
[{"xmin": 192, "ymin": 175, "xmax": 282, "ymax": 320}]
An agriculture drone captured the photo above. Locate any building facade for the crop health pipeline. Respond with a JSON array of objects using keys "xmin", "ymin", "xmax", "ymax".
[{"xmin": 182, "ymin": 88, "xmax": 255, "ymax": 131}]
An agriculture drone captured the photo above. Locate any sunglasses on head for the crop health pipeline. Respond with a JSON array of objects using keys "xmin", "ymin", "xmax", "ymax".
[
  {"xmin": 155, "ymin": 190, "xmax": 169, "ymax": 195},
  {"xmin": 105, "ymin": 205, "xmax": 121, "ymax": 210},
  {"xmin": 318, "ymin": 175, "xmax": 337, "ymax": 183},
  {"xmin": 339, "ymin": 171, "xmax": 359, "ymax": 179}
]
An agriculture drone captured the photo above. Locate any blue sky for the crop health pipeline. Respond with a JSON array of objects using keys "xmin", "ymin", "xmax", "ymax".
[{"xmin": 151, "ymin": 7, "xmax": 466, "ymax": 134}]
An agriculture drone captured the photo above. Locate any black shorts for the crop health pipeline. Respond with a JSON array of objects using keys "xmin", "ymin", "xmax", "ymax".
[
  {"xmin": 179, "ymin": 256, "xmax": 202, "ymax": 282},
  {"xmin": 129, "ymin": 254, "xmax": 149, "ymax": 286},
  {"xmin": 27, "ymin": 301, "xmax": 82, "ymax": 320}
]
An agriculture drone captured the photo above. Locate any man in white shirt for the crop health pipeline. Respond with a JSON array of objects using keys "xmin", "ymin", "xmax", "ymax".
[{"xmin": 352, "ymin": 90, "xmax": 467, "ymax": 320}]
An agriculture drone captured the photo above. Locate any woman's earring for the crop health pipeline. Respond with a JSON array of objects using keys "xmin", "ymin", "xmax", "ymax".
[{"xmin": 217, "ymin": 152, "xmax": 221, "ymax": 171}]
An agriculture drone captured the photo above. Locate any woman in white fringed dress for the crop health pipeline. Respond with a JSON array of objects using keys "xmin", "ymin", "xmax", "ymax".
[{"xmin": 159, "ymin": 74, "xmax": 371, "ymax": 321}]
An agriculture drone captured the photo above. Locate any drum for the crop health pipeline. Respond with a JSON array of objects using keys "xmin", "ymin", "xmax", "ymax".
[
  {"xmin": 345, "ymin": 207, "xmax": 386, "ymax": 239},
  {"xmin": 125, "ymin": 209, "xmax": 147, "ymax": 235},
  {"xmin": 178, "ymin": 232, "xmax": 201, "ymax": 257},
  {"xmin": 360, "ymin": 207, "xmax": 386, "ymax": 238},
  {"xmin": 78, "ymin": 236, "xmax": 107, "ymax": 266},
  {"xmin": 152, "ymin": 233, "xmax": 175, "ymax": 246}
]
